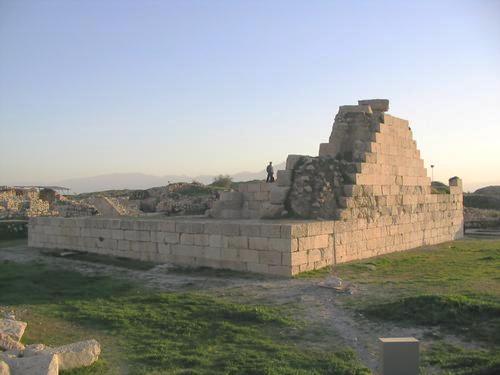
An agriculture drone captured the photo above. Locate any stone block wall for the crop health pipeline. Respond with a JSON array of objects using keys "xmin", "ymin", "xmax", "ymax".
[
  {"xmin": 332, "ymin": 178, "xmax": 463, "ymax": 263},
  {"xmin": 208, "ymin": 182, "xmax": 285, "ymax": 220},
  {"xmin": 27, "ymin": 99, "xmax": 464, "ymax": 276},
  {"xmin": 28, "ymin": 217, "xmax": 336, "ymax": 276}
]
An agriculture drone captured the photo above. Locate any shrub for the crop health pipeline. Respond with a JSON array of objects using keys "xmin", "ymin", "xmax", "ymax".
[{"xmin": 211, "ymin": 175, "xmax": 233, "ymax": 189}]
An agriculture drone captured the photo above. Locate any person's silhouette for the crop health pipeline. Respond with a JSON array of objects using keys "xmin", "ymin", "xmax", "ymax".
[{"xmin": 266, "ymin": 162, "xmax": 274, "ymax": 182}]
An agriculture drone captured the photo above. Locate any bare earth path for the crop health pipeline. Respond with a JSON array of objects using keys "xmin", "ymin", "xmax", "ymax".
[{"xmin": 0, "ymin": 243, "xmax": 471, "ymax": 373}]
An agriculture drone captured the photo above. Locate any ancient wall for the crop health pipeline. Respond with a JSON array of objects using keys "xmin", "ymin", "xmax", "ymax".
[
  {"xmin": 28, "ymin": 99, "xmax": 464, "ymax": 276},
  {"xmin": 28, "ymin": 217, "xmax": 335, "ymax": 276}
]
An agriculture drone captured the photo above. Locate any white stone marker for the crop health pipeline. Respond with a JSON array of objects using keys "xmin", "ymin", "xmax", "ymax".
[{"xmin": 379, "ymin": 337, "xmax": 419, "ymax": 375}]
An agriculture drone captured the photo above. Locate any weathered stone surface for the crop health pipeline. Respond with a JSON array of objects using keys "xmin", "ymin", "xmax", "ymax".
[
  {"xmin": 277, "ymin": 170, "xmax": 292, "ymax": 187},
  {"xmin": 0, "ymin": 333, "xmax": 25, "ymax": 351},
  {"xmin": 4, "ymin": 354, "xmax": 58, "ymax": 375},
  {"xmin": 50, "ymin": 339, "xmax": 101, "ymax": 370},
  {"xmin": 0, "ymin": 361, "xmax": 9, "ymax": 375},
  {"xmin": 23, "ymin": 344, "xmax": 50, "ymax": 357},
  {"xmin": 286, "ymin": 154, "xmax": 304, "ymax": 170},
  {"xmin": 0, "ymin": 320, "xmax": 27, "ymax": 342},
  {"xmin": 358, "ymin": 99, "xmax": 389, "ymax": 112},
  {"xmin": 270, "ymin": 186, "xmax": 290, "ymax": 204},
  {"xmin": 338, "ymin": 104, "xmax": 372, "ymax": 114},
  {"xmin": 259, "ymin": 203, "xmax": 285, "ymax": 219},
  {"xmin": 22, "ymin": 340, "xmax": 100, "ymax": 370}
]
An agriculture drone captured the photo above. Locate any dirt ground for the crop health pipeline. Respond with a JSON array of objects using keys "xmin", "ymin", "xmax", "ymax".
[{"xmin": 0, "ymin": 242, "xmax": 478, "ymax": 373}]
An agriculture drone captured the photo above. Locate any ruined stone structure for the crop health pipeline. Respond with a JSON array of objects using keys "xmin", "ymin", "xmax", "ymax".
[{"xmin": 28, "ymin": 100, "xmax": 464, "ymax": 275}]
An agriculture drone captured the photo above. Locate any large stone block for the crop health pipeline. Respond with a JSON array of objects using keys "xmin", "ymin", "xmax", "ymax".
[
  {"xmin": 319, "ymin": 143, "xmax": 337, "ymax": 157},
  {"xmin": 261, "ymin": 224, "xmax": 282, "ymax": 238},
  {"xmin": 0, "ymin": 333, "xmax": 24, "ymax": 351},
  {"xmin": 259, "ymin": 251, "xmax": 282, "ymax": 265},
  {"xmin": 221, "ymin": 223, "xmax": 240, "ymax": 236},
  {"xmin": 224, "ymin": 236, "xmax": 248, "ymax": 249},
  {"xmin": 339, "ymin": 104, "xmax": 372, "ymax": 114},
  {"xmin": 247, "ymin": 262, "xmax": 269, "ymax": 274},
  {"xmin": 286, "ymin": 154, "xmax": 303, "ymax": 170},
  {"xmin": 379, "ymin": 337, "xmax": 419, "ymax": 375},
  {"xmin": 4, "ymin": 353, "xmax": 58, "ymax": 375},
  {"xmin": 259, "ymin": 203, "xmax": 285, "ymax": 219},
  {"xmin": 0, "ymin": 319, "xmax": 27, "ymax": 342},
  {"xmin": 277, "ymin": 170, "xmax": 293, "ymax": 187},
  {"xmin": 248, "ymin": 237, "xmax": 269, "ymax": 250},
  {"xmin": 221, "ymin": 191, "xmax": 243, "ymax": 202},
  {"xmin": 240, "ymin": 224, "xmax": 261, "ymax": 237},
  {"xmin": 176, "ymin": 222, "xmax": 204, "ymax": 234},
  {"xmin": 268, "ymin": 238, "xmax": 292, "ymax": 252},
  {"xmin": 270, "ymin": 186, "xmax": 290, "ymax": 204},
  {"xmin": 53, "ymin": 339, "xmax": 101, "ymax": 370},
  {"xmin": 239, "ymin": 249, "xmax": 259, "ymax": 263},
  {"xmin": 0, "ymin": 361, "xmax": 9, "ymax": 375}
]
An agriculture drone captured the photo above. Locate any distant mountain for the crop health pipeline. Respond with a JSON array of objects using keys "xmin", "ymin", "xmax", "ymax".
[
  {"xmin": 55, "ymin": 173, "xmax": 190, "ymax": 193},
  {"xmin": 53, "ymin": 162, "xmax": 286, "ymax": 193}
]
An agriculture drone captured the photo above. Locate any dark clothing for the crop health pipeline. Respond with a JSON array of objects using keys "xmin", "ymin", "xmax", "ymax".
[{"xmin": 266, "ymin": 164, "xmax": 274, "ymax": 182}]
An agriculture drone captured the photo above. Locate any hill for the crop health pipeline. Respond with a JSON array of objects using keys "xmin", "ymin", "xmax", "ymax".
[
  {"xmin": 53, "ymin": 162, "xmax": 285, "ymax": 193},
  {"xmin": 474, "ymin": 185, "xmax": 500, "ymax": 197}
]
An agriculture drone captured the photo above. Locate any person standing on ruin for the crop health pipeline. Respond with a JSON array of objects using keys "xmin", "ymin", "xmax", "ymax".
[{"xmin": 266, "ymin": 162, "xmax": 274, "ymax": 182}]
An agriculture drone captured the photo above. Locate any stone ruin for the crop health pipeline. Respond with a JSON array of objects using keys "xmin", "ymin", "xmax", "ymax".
[
  {"xmin": 28, "ymin": 99, "xmax": 463, "ymax": 275},
  {"xmin": 0, "ymin": 312, "xmax": 100, "ymax": 374}
]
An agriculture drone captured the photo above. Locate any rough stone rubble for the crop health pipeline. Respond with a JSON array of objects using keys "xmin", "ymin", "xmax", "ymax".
[{"xmin": 0, "ymin": 313, "xmax": 100, "ymax": 375}]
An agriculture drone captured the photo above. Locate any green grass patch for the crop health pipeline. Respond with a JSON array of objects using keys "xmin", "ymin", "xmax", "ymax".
[
  {"xmin": 168, "ymin": 265, "xmax": 265, "ymax": 279},
  {"xmin": 41, "ymin": 250, "xmax": 157, "ymax": 271},
  {"xmin": 0, "ymin": 238, "xmax": 27, "ymax": 248},
  {"xmin": 423, "ymin": 342, "xmax": 500, "ymax": 375},
  {"xmin": 331, "ymin": 239, "xmax": 500, "ymax": 373},
  {"xmin": 0, "ymin": 261, "xmax": 368, "ymax": 374},
  {"xmin": 294, "ymin": 266, "xmax": 333, "ymax": 279},
  {"xmin": 335, "ymin": 239, "xmax": 500, "ymax": 301},
  {"xmin": 361, "ymin": 295, "xmax": 500, "ymax": 344}
]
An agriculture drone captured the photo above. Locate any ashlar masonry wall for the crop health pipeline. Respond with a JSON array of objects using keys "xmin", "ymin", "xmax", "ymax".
[
  {"xmin": 28, "ymin": 99, "xmax": 464, "ymax": 276},
  {"xmin": 28, "ymin": 217, "xmax": 336, "ymax": 276}
]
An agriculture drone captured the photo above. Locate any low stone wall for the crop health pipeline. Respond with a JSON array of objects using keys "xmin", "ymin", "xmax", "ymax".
[
  {"xmin": 28, "ymin": 217, "xmax": 334, "ymax": 276},
  {"xmin": 28, "ymin": 194, "xmax": 463, "ymax": 276}
]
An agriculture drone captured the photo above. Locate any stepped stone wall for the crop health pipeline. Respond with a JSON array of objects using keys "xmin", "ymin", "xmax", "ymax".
[{"xmin": 28, "ymin": 99, "xmax": 464, "ymax": 275}]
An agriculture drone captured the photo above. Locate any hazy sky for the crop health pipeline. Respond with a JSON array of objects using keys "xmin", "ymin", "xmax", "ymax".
[{"xmin": 1, "ymin": 0, "xmax": 499, "ymax": 191}]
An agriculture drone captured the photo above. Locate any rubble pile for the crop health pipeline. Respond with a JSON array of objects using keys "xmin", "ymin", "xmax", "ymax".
[{"xmin": 0, "ymin": 313, "xmax": 100, "ymax": 375}]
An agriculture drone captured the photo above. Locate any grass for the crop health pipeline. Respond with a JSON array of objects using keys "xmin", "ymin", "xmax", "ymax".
[
  {"xmin": 331, "ymin": 238, "xmax": 500, "ymax": 374},
  {"xmin": 295, "ymin": 238, "xmax": 500, "ymax": 374},
  {"xmin": 0, "ymin": 238, "xmax": 27, "ymax": 248},
  {"xmin": 422, "ymin": 343, "xmax": 500, "ymax": 375},
  {"xmin": 335, "ymin": 239, "xmax": 500, "ymax": 301},
  {"xmin": 41, "ymin": 250, "xmax": 157, "ymax": 271},
  {"xmin": 362, "ymin": 295, "xmax": 500, "ymax": 344},
  {"xmin": 0, "ymin": 260, "xmax": 368, "ymax": 374}
]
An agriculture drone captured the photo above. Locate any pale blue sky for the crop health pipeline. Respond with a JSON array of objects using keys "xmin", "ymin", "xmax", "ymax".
[{"xmin": 1, "ymin": 0, "xmax": 499, "ymax": 190}]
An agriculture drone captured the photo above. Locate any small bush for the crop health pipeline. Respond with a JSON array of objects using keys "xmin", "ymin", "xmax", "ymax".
[
  {"xmin": 211, "ymin": 175, "xmax": 233, "ymax": 189},
  {"xmin": 129, "ymin": 190, "xmax": 150, "ymax": 200},
  {"xmin": 176, "ymin": 184, "xmax": 212, "ymax": 196},
  {"xmin": 0, "ymin": 220, "xmax": 28, "ymax": 240}
]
